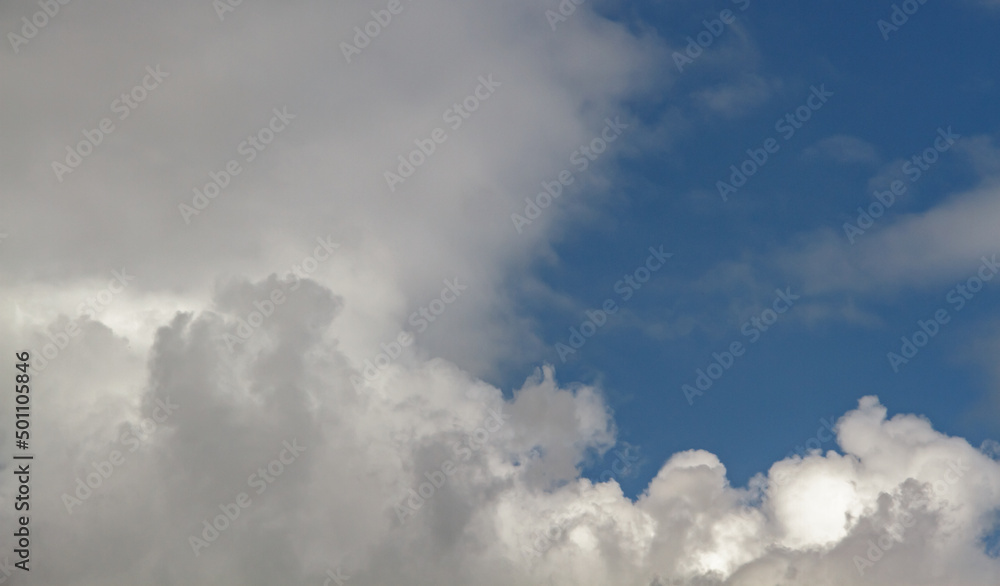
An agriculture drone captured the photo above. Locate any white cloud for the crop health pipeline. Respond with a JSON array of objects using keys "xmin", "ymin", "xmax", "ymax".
[
  {"xmin": 5, "ymin": 271, "xmax": 1000, "ymax": 584},
  {"xmin": 768, "ymin": 135, "xmax": 1000, "ymax": 297},
  {"xmin": 0, "ymin": 0, "xmax": 664, "ymax": 380},
  {"xmin": 2, "ymin": 2, "xmax": 999, "ymax": 585},
  {"xmin": 779, "ymin": 179, "xmax": 1000, "ymax": 295}
]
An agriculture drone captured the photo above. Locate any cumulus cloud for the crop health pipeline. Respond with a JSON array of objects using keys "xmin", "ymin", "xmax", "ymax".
[
  {"xmin": 1, "ymin": 1, "xmax": 998, "ymax": 585},
  {"xmin": 6, "ymin": 273, "xmax": 1000, "ymax": 585},
  {"xmin": 0, "ymin": 0, "xmax": 664, "ymax": 380}
]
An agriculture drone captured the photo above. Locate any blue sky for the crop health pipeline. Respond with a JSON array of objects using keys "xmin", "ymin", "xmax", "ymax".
[
  {"xmin": 490, "ymin": 0, "xmax": 1000, "ymax": 498},
  {"xmin": 4, "ymin": 0, "xmax": 1000, "ymax": 584}
]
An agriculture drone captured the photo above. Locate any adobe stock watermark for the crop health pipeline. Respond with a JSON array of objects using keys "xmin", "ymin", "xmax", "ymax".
[
  {"xmin": 7, "ymin": 0, "xmax": 74, "ymax": 54},
  {"xmin": 877, "ymin": 0, "xmax": 932, "ymax": 41},
  {"xmin": 188, "ymin": 438, "xmax": 306, "ymax": 556},
  {"xmin": 524, "ymin": 516, "xmax": 571, "ymax": 558},
  {"xmin": 51, "ymin": 65, "xmax": 170, "ymax": 183},
  {"xmin": 222, "ymin": 285, "xmax": 290, "ymax": 353},
  {"xmin": 782, "ymin": 416, "xmax": 837, "ymax": 461},
  {"xmin": 596, "ymin": 445, "xmax": 640, "ymax": 484},
  {"xmin": 212, "ymin": 0, "xmax": 246, "ymax": 22},
  {"xmin": 393, "ymin": 406, "xmax": 510, "ymax": 524},
  {"xmin": 31, "ymin": 268, "xmax": 136, "ymax": 373},
  {"xmin": 684, "ymin": 287, "xmax": 799, "ymax": 405},
  {"xmin": 524, "ymin": 442, "xmax": 636, "ymax": 557},
  {"xmin": 734, "ymin": 415, "xmax": 839, "ymax": 520},
  {"xmin": 672, "ymin": 0, "xmax": 751, "ymax": 72},
  {"xmin": 511, "ymin": 116, "xmax": 628, "ymax": 234},
  {"xmin": 351, "ymin": 278, "xmax": 468, "ymax": 389},
  {"xmin": 340, "ymin": 0, "xmax": 415, "ymax": 63},
  {"xmin": 321, "ymin": 566, "xmax": 350, "ymax": 586},
  {"xmin": 179, "ymin": 106, "xmax": 296, "ymax": 224},
  {"xmin": 285, "ymin": 235, "xmax": 341, "ymax": 285},
  {"xmin": 221, "ymin": 236, "xmax": 340, "ymax": 353},
  {"xmin": 527, "ymin": 443, "xmax": 640, "ymax": 557},
  {"xmin": 384, "ymin": 75, "xmax": 501, "ymax": 192},
  {"xmin": 887, "ymin": 254, "xmax": 998, "ymax": 372},
  {"xmin": 717, "ymin": 85, "xmax": 834, "ymax": 202},
  {"xmin": 854, "ymin": 458, "xmax": 970, "ymax": 575},
  {"xmin": 555, "ymin": 246, "xmax": 672, "ymax": 362},
  {"xmin": 736, "ymin": 415, "xmax": 838, "ymax": 524},
  {"xmin": 843, "ymin": 127, "xmax": 959, "ymax": 243},
  {"xmin": 61, "ymin": 397, "xmax": 179, "ymax": 514},
  {"xmin": 544, "ymin": 0, "xmax": 586, "ymax": 31}
]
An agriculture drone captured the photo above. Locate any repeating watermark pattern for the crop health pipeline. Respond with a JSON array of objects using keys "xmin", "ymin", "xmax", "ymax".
[
  {"xmin": 286, "ymin": 235, "xmax": 341, "ymax": 284},
  {"xmin": 877, "ymin": 0, "xmax": 933, "ymax": 41},
  {"xmin": 844, "ymin": 127, "xmax": 959, "ymax": 243},
  {"xmin": 684, "ymin": 288, "xmax": 799, "ymax": 405},
  {"xmin": 392, "ymin": 406, "xmax": 509, "ymax": 524},
  {"xmin": 672, "ymin": 0, "xmax": 751, "ymax": 72},
  {"xmin": 3, "ymin": 2, "xmax": 996, "ymax": 582},
  {"xmin": 854, "ymin": 458, "xmax": 970, "ymax": 575},
  {"xmin": 179, "ymin": 106, "xmax": 296, "ymax": 224},
  {"xmin": 783, "ymin": 416, "xmax": 837, "ymax": 460},
  {"xmin": 51, "ymin": 65, "xmax": 170, "ymax": 183},
  {"xmin": 188, "ymin": 438, "xmax": 306, "ymax": 556},
  {"xmin": 61, "ymin": 397, "xmax": 179, "ymax": 514},
  {"xmin": 522, "ymin": 442, "xmax": 637, "ymax": 557},
  {"xmin": 843, "ymin": 183, "xmax": 903, "ymax": 244},
  {"xmin": 524, "ymin": 516, "xmax": 571, "ymax": 558},
  {"xmin": 555, "ymin": 246, "xmax": 672, "ymax": 362},
  {"xmin": 731, "ymin": 415, "xmax": 839, "ymax": 523},
  {"xmin": 220, "ymin": 235, "xmax": 339, "ymax": 352},
  {"xmin": 523, "ymin": 444, "xmax": 640, "ymax": 556},
  {"xmin": 222, "ymin": 285, "xmax": 291, "ymax": 353},
  {"xmin": 595, "ymin": 444, "xmax": 641, "ymax": 484},
  {"xmin": 511, "ymin": 117, "xmax": 629, "ymax": 234},
  {"xmin": 545, "ymin": 0, "xmax": 587, "ymax": 31},
  {"xmin": 31, "ymin": 269, "xmax": 136, "ymax": 373},
  {"xmin": 351, "ymin": 278, "xmax": 468, "ymax": 389},
  {"xmin": 6, "ymin": 0, "xmax": 74, "ymax": 54},
  {"xmin": 384, "ymin": 75, "xmax": 501, "ymax": 192},
  {"xmin": 887, "ymin": 254, "xmax": 999, "ymax": 372},
  {"xmin": 717, "ymin": 85, "xmax": 834, "ymax": 202}
]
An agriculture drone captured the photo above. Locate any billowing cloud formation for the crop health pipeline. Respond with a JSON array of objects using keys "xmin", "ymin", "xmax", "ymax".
[
  {"xmin": 3, "ymin": 275, "xmax": 1000, "ymax": 585},
  {"xmin": 1, "ymin": 1, "xmax": 999, "ymax": 585},
  {"xmin": 0, "ymin": 0, "xmax": 665, "ymax": 381}
]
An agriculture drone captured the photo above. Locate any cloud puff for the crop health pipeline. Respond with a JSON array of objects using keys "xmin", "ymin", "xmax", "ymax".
[
  {"xmin": 1, "ymin": 1, "xmax": 998, "ymax": 585},
  {"xmin": 5, "ymin": 272, "xmax": 1000, "ymax": 585}
]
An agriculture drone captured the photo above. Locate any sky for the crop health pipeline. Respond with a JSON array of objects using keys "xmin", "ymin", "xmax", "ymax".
[{"xmin": 1, "ymin": 0, "xmax": 1000, "ymax": 585}]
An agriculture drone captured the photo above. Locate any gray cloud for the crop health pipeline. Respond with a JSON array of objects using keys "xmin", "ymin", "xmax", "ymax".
[{"xmin": 2, "ymin": 2, "xmax": 999, "ymax": 585}]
